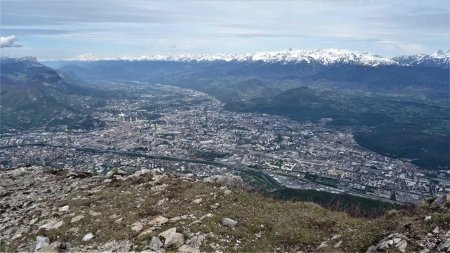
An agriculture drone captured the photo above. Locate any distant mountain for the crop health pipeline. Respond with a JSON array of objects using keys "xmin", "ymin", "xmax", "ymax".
[
  {"xmin": 0, "ymin": 57, "xmax": 101, "ymax": 131},
  {"xmin": 393, "ymin": 50, "xmax": 450, "ymax": 68},
  {"xmin": 50, "ymin": 49, "xmax": 449, "ymax": 99},
  {"xmin": 114, "ymin": 49, "xmax": 398, "ymax": 67},
  {"xmin": 48, "ymin": 49, "xmax": 450, "ymax": 68},
  {"xmin": 1, "ymin": 57, "xmax": 69, "ymax": 90}
]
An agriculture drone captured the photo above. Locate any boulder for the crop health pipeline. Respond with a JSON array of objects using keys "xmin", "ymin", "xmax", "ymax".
[
  {"xmin": 149, "ymin": 216, "xmax": 168, "ymax": 226},
  {"xmin": 437, "ymin": 239, "xmax": 450, "ymax": 251},
  {"xmin": 432, "ymin": 194, "xmax": 450, "ymax": 207},
  {"xmin": 138, "ymin": 227, "xmax": 158, "ymax": 239},
  {"xmin": 39, "ymin": 219, "xmax": 64, "ymax": 230},
  {"xmin": 221, "ymin": 218, "xmax": 237, "ymax": 228},
  {"xmin": 71, "ymin": 215, "xmax": 84, "ymax": 223},
  {"xmin": 89, "ymin": 210, "xmax": 101, "ymax": 216},
  {"xmin": 58, "ymin": 205, "xmax": 69, "ymax": 212},
  {"xmin": 149, "ymin": 236, "xmax": 163, "ymax": 251},
  {"xmin": 82, "ymin": 233, "xmax": 95, "ymax": 241},
  {"xmin": 35, "ymin": 236, "xmax": 50, "ymax": 251},
  {"xmin": 395, "ymin": 240, "xmax": 407, "ymax": 253},
  {"xmin": 131, "ymin": 221, "xmax": 144, "ymax": 232},
  {"xmin": 372, "ymin": 233, "xmax": 408, "ymax": 253},
  {"xmin": 159, "ymin": 228, "xmax": 177, "ymax": 239},
  {"xmin": 164, "ymin": 232, "xmax": 185, "ymax": 249},
  {"xmin": 37, "ymin": 242, "xmax": 63, "ymax": 253},
  {"xmin": 432, "ymin": 226, "xmax": 439, "ymax": 234}
]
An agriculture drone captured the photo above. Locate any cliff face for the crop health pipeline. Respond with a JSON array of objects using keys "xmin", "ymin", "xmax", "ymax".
[{"xmin": 1, "ymin": 167, "xmax": 449, "ymax": 252}]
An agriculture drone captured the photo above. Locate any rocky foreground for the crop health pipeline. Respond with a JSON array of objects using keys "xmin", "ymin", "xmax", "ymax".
[{"xmin": 0, "ymin": 166, "xmax": 449, "ymax": 252}]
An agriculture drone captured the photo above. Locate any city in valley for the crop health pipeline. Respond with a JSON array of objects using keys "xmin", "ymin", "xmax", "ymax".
[{"xmin": 1, "ymin": 82, "xmax": 447, "ymax": 204}]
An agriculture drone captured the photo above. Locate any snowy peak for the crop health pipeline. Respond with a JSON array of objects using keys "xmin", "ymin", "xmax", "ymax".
[
  {"xmin": 241, "ymin": 49, "xmax": 397, "ymax": 66},
  {"xmin": 117, "ymin": 49, "xmax": 396, "ymax": 67},
  {"xmin": 393, "ymin": 50, "xmax": 450, "ymax": 67},
  {"xmin": 431, "ymin": 49, "xmax": 450, "ymax": 58},
  {"xmin": 66, "ymin": 49, "xmax": 450, "ymax": 68}
]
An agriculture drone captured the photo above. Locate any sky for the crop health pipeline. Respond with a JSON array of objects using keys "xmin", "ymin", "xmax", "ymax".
[{"xmin": 0, "ymin": 0, "xmax": 449, "ymax": 60}]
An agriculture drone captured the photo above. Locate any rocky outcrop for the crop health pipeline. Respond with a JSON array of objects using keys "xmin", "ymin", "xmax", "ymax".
[{"xmin": 1, "ymin": 166, "xmax": 449, "ymax": 253}]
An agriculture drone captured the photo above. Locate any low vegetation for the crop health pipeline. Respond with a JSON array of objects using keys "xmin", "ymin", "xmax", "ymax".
[{"xmin": 2, "ymin": 168, "xmax": 448, "ymax": 252}]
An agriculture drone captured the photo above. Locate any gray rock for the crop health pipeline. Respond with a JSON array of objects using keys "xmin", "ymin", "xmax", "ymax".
[
  {"xmin": 138, "ymin": 227, "xmax": 158, "ymax": 239},
  {"xmin": 185, "ymin": 233, "xmax": 206, "ymax": 249},
  {"xmin": 432, "ymin": 194, "xmax": 450, "ymax": 207},
  {"xmin": 149, "ymin": 236, "xmax": 163, "ymax": 251},
  {"xmin": 365, "ymin": 245, "xmax": 376, "ymax": 253},
  {"xmin": 131, "ymin": 221, "xmax": 143, "ymax": 232},
  {"xmin": 29, "ymin": 217, "xmax": 39, "ymax": 225},
  {"xmin": 39, "ymin": 219, "xmax": 64, "ymax": 230},
  {"xmin": 35, "ymin": 236, "xmax": 50, "ymax": 251},
  {"xmin": 316, "ymin": 241, "xmax": 328, "ymax": 250},
  {"xmin": 89, "ymin": 210, "xmax": 101, "ymax": 216},
  {"xmin": 82, "ymin": 233, "xmax": 95, "ymax": 241},
  {"xmin": 178, "ymin": 244, "xmax": 200, "ymax": 252},
  {"xmin": 395, "ymin": 239, "xmax": 407, "ymax": 253},
  {"xmin": 164, "ymin": 232, "xmax": 185, "ymax": 249},
  {"xmin": 133, "ymin": 169, "xmax": 152, "ymax": 177},
  {"xmin": 149, "ymin": 216, "xmax": 169, "ymax": 226},
  {"xmin": 334, "ymin": 240, "xmax": 342, "ymax": 249},
  {"xmin": 58, "ymin": 205, "xmax": 69, "ymax": 212},
  {"xmin": 331, "ymin": 234, "xmax": 341, "ymax": 241},
  {"xmin": 159, "ymin": 228, "xmax": 177, "ymax": 239},
  {"xmin": 193, "ymin": 198, "xmax": 202, "ymax": 204},
  {"xmin": 437, "ymin": 239, "xmax": 450, "ymax": 251},
  {"xmin": 432, "ymin": 226, "xmax": 440, "ymax": 234},
  {"xmin": 221, "ymin": 218, "xmax": 237, "ymax": 228},
  {"xmin": 71, "ymin": 215, "xmax": 84, "ymax": 223},
  {"xmin": 37, "ymin": 242, "xmax": 63, "ymax": 253},
  {"xmin": 106, "ymin": 168, "xmax": 128, "ymax": 178}
]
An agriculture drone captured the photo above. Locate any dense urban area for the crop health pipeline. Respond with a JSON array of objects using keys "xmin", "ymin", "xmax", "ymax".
[{"xmin": 1, "ymin": 83, "xmax": 448, "ymax": 203}]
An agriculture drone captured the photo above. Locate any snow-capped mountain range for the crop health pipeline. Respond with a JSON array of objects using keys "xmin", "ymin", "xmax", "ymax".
[
  {"xmin": 393, "ymin": 50, "xmax": 450, "ymax": 67},
  {"xmin": 67, "ymin": 49, "xmax": 449, "ymax": 67}
]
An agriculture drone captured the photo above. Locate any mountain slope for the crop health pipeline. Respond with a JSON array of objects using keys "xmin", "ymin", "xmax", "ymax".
[
  {"xmin": 0, "ymin": 57, "xmax": 101, "ymax": 131},
  {"xmin": 1, "ymin": 167, "xmax": 449, "ymax": 252}
]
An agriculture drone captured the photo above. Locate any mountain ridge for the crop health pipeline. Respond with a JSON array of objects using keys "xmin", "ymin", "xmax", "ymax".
[
  {"xmin": 46, "ymin": 49, "xmax": 450, "ymax": 68},
  {"xmin": 0, "ymin": 57, "xmax": 102, "ymax": 131}
]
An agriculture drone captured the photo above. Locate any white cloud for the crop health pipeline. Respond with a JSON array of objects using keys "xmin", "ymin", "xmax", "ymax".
[{"xmin": 0, "ymin": 35, "xmax": 21, "ymax": 48}]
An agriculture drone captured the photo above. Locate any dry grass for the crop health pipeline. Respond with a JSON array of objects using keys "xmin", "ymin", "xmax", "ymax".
[{"xmin": 8, "ymin": 173, "xmax": 450, "ymax": 252}]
